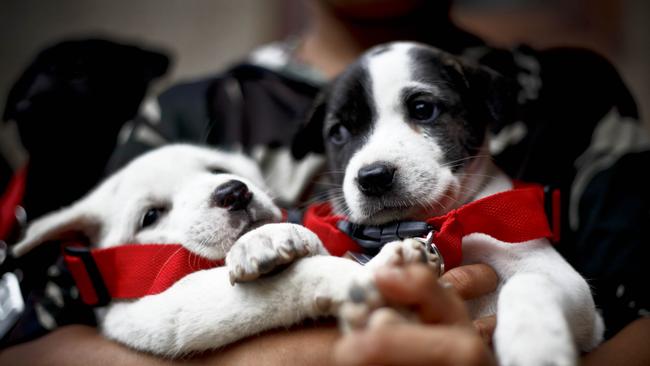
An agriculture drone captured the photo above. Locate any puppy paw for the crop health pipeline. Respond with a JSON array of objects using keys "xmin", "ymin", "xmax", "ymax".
[
  {"xmin": 496, "ymin": 337, "xmax": 576, "ymax": 366},
  {"xmin": 338, "ymin": 273, "xmax": 385, "ymax": 332},
  {"xmin": 338, "ymin": 272, "xmax": 416, "ymax": 332},
  {"xmin": 366, "ymin": 239, "xmax": 441, "ymax": 273},
  {"xmin": 338, "ymin": 240, "xmax": 438, "ymax": 332},
  {"xmin": 226, "ymin": 223, "xmax": 324, "ymax": 284}
]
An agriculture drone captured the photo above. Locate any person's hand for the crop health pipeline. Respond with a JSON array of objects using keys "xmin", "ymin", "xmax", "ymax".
[
  {"xmin": 334, "ymin": 263, "xmax": 498, "ymax": 366},
  {"xmin": 442, "ymin": 263, "xmax": 499, "ymax": 345}
]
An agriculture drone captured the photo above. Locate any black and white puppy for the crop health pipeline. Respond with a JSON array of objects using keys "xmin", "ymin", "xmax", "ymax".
[{"xmin": 293, "ymin": 42, "xmax": 603, "ymax": 366}]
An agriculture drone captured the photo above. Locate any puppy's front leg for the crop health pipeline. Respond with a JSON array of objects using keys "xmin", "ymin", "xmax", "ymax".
[
  {"xmin": 462, "ymin": 235, "xmax": 603, "ymax": 366},
  {"xmin": 102, "ymin": 256, "xmax": 362, "ymax": 357},
  {"xmin": 494, "ymin": 265, "xmax": 603, "ymax": 366},
  {"xmin": 495, "ymin": 272, "xmax": 578, "ymax": 366}
]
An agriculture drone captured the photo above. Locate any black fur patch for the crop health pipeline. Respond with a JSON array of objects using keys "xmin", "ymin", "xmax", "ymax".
[
  {"xmin": 323, "ymin": 62, "xmax": 376, "ymax": 187},
  {"xmin": 407, "ymin": 46, "xmax": 489, "ymax": 171}
]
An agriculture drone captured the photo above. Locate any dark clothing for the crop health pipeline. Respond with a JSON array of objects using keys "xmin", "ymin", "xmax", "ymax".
[{"xmin": 3, "ymin": 38, "xmax": 648, "ymax": 347}]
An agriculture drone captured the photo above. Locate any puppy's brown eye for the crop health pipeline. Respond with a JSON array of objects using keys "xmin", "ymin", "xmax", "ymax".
[
  {"xmin": 328, "ymin": 123, "xmax": 350, "ymax": 145},
  {"xmin": 408, "ymin": 99, "xmax": 440, "ymax": 122},
  {"xmin": 141, "ymin": 208, "xmax": 163, "ymax": 229}
]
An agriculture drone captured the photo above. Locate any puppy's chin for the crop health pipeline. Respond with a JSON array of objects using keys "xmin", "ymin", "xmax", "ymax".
[
  {"xmin": 246, "ymin": 204, "xmax": 283, "ymax": 226},
  {"xmin": 346, "ymin": 188, "xmax": 461, "ymax": 225},
  {"xmin": 185, "ymin": 204, "xmax": 282, "ymax": 260},
  {"xmin": 240, "ymin": 203, "xmax": 283, "ymax": 234},
  {"xmin": 238, "ymin": 214, "xmax": 277, "ymax": 237},
  {"xmin": 349, "ymin": 203, "xmax": 444, "ymax": 225},
  {"xmin": 351, "ymin": 206, "xmax": 420, "ymax": 225}
]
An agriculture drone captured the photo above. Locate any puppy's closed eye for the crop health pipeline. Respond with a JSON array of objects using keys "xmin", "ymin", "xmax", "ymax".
[{"xmin": 208, "ymin": 167, "xmax": 228, "ymax": 175}]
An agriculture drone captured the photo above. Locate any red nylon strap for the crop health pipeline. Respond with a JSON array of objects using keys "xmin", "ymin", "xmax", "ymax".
[
  {"xmin": 64, "ymin": 244, "xmax": 223, "ymax": 305},
  {"xmin": 302, "ymin": 204, "xmax": 362, "ymax": 257},
  {"xmin": 64, "ymin": 185, "xmax": 556, "ymax": 305},
  {"xmin": 303, "ymin": 184, "xmax": 555, "ymax": 270},
  {"xmin": 0, "ymin": 165, "xmax": 27, "ymax": 241}
]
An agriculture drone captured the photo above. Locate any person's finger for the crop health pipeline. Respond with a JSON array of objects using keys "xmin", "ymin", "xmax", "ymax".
[
  {"xmin": 374, "ymin": 264, "xmax": 469, "ymax": 324},
  {"xmin": 440, "ymin": 263, "xmax": 498, "ymax": 300},
  {"xmin": 473, "ymin": 315, "xmax": 497, "ymax": 345},
  {"xmin": 334, "ymin": 323, "xmax": 496, "ymax": 366}
]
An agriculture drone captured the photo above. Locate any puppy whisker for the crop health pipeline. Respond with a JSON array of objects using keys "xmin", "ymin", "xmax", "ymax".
[
  {"xmin": 295, "ymin": 191, "xmax": 340, "ymax": 209},
  {"xmin": 440, "ymin": 154, "xmax": 492, "ymax": 168}
]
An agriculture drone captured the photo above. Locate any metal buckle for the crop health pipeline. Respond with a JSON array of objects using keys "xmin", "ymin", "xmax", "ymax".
[{"xmin": 413, "ymin": 231, "xmax": 445, "ymax": 276}]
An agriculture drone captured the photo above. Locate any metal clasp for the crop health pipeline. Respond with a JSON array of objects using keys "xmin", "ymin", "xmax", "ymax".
[{"xmin": 413, "ymin": 231, "xmax": 445, "ymax": 277}]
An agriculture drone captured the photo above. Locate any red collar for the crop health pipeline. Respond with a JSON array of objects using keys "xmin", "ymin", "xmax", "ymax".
[
  {"xmin": 64, "ymin": 244, "xmax": 223, "ymax": 306},
  {"xmin": 64, "ymin": 183, "xmax": 559, "ymax": 306},
  {"xmin": 303, "ymin": 183, "xmax": 560, "ymax": 270}
]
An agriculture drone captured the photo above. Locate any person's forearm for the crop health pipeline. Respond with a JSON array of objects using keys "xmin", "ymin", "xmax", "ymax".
[
  {"xmin": 195, "ymin": 321, "xmax": 339, "ymax": 365},
  {"xmin": 0, "ymin": 322, "xmax": 340, "ymax": 366},
  {"xmin": 0, "ymin": 325, "xmax": 175, "ymax": 366},
  {"xmin": 582, "ymin": 317, "xmax": 650, "ymax": 366}
]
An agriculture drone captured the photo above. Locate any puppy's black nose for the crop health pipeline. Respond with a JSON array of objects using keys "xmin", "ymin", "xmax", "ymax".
[
  {"xmin": 357, "ymin": 163, "xmax": 396, "ymax": 196},
  {"xmin": 212, "ymin": 180, "xmax": 253, "ymax": 211}
]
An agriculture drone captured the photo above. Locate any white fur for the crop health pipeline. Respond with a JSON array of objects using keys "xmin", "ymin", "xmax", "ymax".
[
  {"xmin": 336, "ymin": 42, "xmax": 604, "ymax": 366},
  {"xmin": 13, "ymin": 144, "xmax": 417, "ymax": 357}
]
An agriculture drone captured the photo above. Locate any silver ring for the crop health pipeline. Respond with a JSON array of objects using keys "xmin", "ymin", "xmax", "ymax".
[{"xmin": 415, "ymin": 231, "xmax": 445, "ymax": 276}]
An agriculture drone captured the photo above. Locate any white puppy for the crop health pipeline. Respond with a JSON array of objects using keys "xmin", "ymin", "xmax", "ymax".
[{"xmin": 13, "ymin": 144, "xmax": 420, "ymax": 357}]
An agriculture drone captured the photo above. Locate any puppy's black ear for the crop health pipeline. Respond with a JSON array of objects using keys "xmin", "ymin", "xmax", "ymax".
[
  {"xmin": 291, "ymin": 90, "xmax": 328, "ymax": 159},
  {"xmin": 3, "ymin": 62, "xmax": 39, "ymax": 122},
  {"xmin": 140, "ymin": 49, "xmax": 170, "ymax": 81},
  {"xmin": 462, "ymin": 62, "xmax": 518, "ymax": 130}
]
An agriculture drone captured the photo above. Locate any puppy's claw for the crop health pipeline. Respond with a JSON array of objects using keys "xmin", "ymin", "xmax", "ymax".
[
  {"xmin": 229, "ymin": 262, "xmax": 248, "ymax": 285},
  {"xmin": 249, "ymin": 258, "xmax": 259, "ymax": 274},
  {"xmin": 277, "ymin": 247, "xmax": 292, "ymax": 262}
]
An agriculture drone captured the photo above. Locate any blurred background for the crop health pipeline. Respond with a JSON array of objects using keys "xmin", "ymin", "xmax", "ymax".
[{"xmin": 0, "ymin": 0, "xmax": 648, "ymax": 155}]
